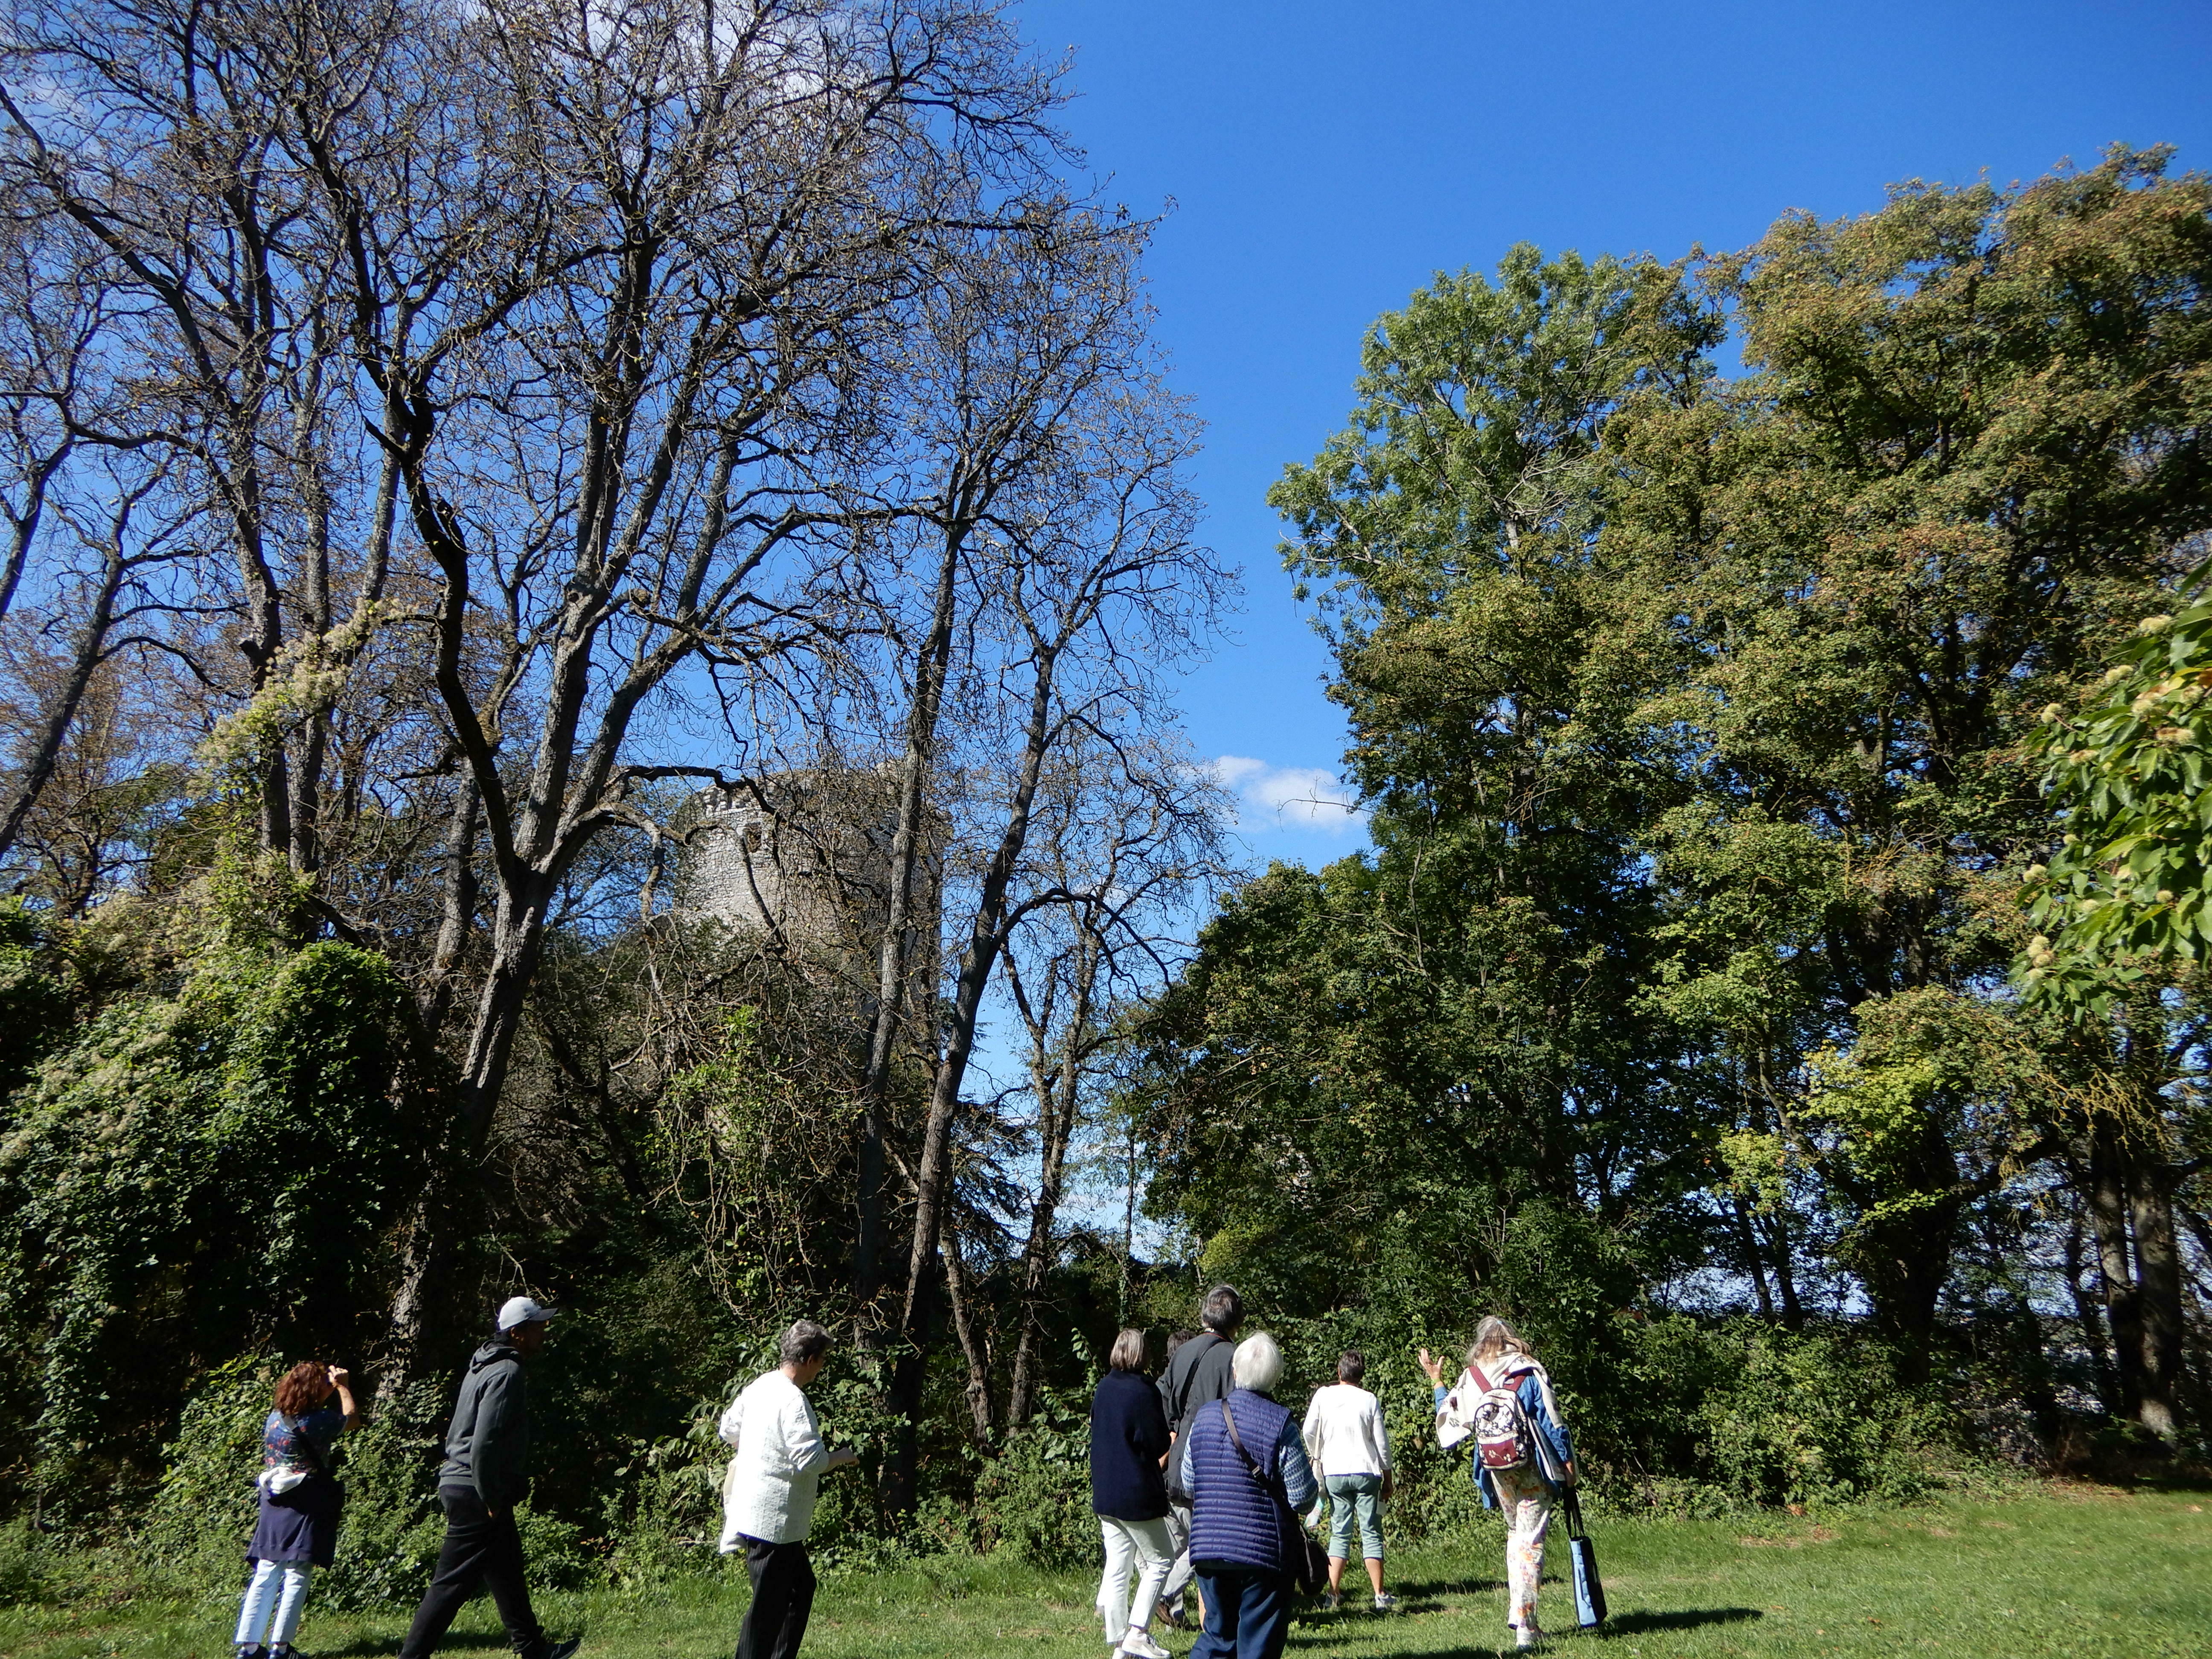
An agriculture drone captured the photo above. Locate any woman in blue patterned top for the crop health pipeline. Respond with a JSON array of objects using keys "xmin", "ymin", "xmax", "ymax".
[{"xmin": 233, "ymin": 1360, "xmax": 358, "ymax": 1659}]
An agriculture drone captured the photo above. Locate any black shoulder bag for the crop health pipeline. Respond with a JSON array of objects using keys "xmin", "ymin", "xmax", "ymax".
[
  {"xmin": 1219, "ymin": 1398, "xmax": 1328, "ymax": 1595},
  {"xmin": 1162, "ymin": 1333, "xmax": 1225, "ymax": 1506}
]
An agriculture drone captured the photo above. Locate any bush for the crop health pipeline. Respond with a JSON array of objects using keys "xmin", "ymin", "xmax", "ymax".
[
  {"xmin": 969, "ymin": 1397, "xmax": 1093, "ymax": 1569},
  {"xmin": 0, "ymin": 1516, "xmax": 52, "ymax": 1607}
]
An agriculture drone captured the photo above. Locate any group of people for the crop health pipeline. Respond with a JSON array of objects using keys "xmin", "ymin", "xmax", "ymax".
[
  {"xmin": 232, "ymin": 1286, "xmax": 1575, "ymax": 1659},
  {"xmin": 1085, "ymin": 1285, "xmax": 1574, "ymax": 1659},
  {"xmin": 235, "ymin": 1295, "xmax": 582, "ymax": 1659}
]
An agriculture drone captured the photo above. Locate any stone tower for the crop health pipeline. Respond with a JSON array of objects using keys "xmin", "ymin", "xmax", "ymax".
[{"xmin": 683, "ymin": 768, "xmax": 940, "ymax": 966}]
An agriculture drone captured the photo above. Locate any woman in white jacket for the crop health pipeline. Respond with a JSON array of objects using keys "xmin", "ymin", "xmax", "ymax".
[
  {"xmin": 718, "ymin": 1321, "xmax": 859, "ymax": 1659},
  {"xmin": 1301, "ymin": 1351, "xmax": 1395, "ymax": 1611}
]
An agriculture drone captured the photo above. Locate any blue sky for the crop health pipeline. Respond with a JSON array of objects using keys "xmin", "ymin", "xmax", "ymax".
[{"xmin": 1016, "ymin": 0, "xmax": 2212, "ymax": 871}]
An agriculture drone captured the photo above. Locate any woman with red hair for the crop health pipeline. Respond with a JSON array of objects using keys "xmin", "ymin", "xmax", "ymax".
[{"xmin": 232, "ymin": 1360, "xmax": 358, "ymax": 1659}]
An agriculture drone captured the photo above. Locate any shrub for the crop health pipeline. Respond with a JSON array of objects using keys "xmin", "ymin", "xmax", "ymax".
[
  {"xmin": 969, "ymin": 1398, "xmax": 1093, "ymax": 1569},
  {"xmin": 0, "ymin": 1516, "xmax": 52, "ymax": 1607}
]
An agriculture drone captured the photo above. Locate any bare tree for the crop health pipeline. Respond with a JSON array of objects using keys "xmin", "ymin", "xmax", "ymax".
[
  {"xmin": 998, "ymin": 737, "xmax": 1231, "ymax": 1429},
  {"xmin": 871, "ymin": 367, "xmax": 1227, "ymax": 1506},
  {"xmin": 852, "ymin": 210, "xmax": 1158, "ymax": 1318}
]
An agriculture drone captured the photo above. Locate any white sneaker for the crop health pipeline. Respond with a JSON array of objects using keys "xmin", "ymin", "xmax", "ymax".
[
  {"xmin": 1118, "ymin": 1632, "xmax": 1171, "ymax": 1659},
  {"xmin": 1372, "ymin": 1592, "xmax": 1398, "ymax": 1610}
]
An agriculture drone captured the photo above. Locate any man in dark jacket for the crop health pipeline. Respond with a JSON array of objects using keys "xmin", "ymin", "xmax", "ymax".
[
  {"xmin": 398, "ymin": 1297, "xmax": 578, "ymax": 1659},
  {"xmin": 1185, "ymin": 1332, "xmax": 1316, "ymax": 1659},
  {"xmin": 1157, "ymin": 1285, "xmax": 1243, "ymax": 1628}
]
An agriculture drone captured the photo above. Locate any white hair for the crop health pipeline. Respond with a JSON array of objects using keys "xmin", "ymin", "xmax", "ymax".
[{"xmin": 1231, "ymin": 1331, "xmax": 1283, "ymax": 1393}]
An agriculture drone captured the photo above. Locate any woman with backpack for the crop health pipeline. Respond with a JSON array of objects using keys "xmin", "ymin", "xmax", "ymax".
[
  {"xmin": 1419, "ymin": 1319, "xmax": 1574, "ymax": 1651},
  {"xmin": 233, "ymin": 1361, "xmax": 358, "ymax": 1659}
]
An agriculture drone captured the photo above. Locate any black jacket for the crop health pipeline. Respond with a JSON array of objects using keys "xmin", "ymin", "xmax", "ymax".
[
  {"xmin": 1091, "ymin": 1369, "xmax": 1171, "ymax": 1520},
  {"xmin": 1159, "ymin": 1330, "xmax": 1236, "ymax": 1496},
  {"xmin": 439, "ymin": 1340, "xmax": 530, "ymax": 1506}
]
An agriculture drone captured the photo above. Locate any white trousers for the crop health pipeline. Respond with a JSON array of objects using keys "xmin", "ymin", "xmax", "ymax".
[
  {"xmin": 235, "ymin": 1559, "xmax": 313, "ymax": 1647},
  {"xmin": 1492, "ymin": 1465, "xmax": 1554, "ymax": 1633},
  {"xmin": 1096, "ymin": 1514, "xmax": 1175, "ymax": 1642}
]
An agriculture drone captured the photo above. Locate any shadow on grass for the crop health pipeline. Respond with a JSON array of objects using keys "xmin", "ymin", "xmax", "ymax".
[
  {"xmin": 315, "ymin": 1633, "xmax": 520, "ymax": 1657},
  {"xmin": 1366, "ymin": 1575, "xmax": 1507, "ymax": 1598},
  {"xmin": 1605, "ymin": 1607, "xmax": 1764, "ymax": 1635}
]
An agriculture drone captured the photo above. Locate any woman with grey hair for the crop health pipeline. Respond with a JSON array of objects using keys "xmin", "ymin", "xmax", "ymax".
[
  {"xmin": 1182, "ymin": 1332, "xmax": 1318, "ymax": 1659},
  {"xmin": 1420, "ymin": 1317, "xmax": 1575, "ymax": 1650},
  {"xmin": 1089, "ymin": 1330, "xmax": 1173, "ymax": 1659}
]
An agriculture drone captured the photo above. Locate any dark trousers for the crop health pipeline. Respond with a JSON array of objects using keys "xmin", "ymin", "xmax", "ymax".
[
  {"xmin": 734, "ymin": 1536, "xmax": 816, "ymax": 1659},
  {"xmin": 1189, "ymin": 1568, "xmax": 1290, "ymax": 1659},
  {"xmin": 397, "ymin": 1485, "xmax": 549, "ymax": 1659}
]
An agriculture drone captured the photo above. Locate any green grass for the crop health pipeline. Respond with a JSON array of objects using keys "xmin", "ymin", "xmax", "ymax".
[{"xmin": 5, "ymin": 1485, "xmax": 2206, "ymax": 1659}]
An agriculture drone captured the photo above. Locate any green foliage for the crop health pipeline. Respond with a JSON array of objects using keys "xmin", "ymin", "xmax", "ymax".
[
  {"xmin": 1659, "ymin": 1323, "xmax": 1950, "ymax": 1509},
  {"xmin": 2026, "ymin": 579, "xmax": 2212, "ymax": 1008},
  {"xmin": 141, "ymin": 1360, "xmax": 281, "ymax": 1594},
  {"xmin": 0, "ymin": 1517, "xmax": 53, "ymax": 1608},
  {"xmin": 1147, "ymin": 146, "xmax": 2212, "ymax": 1455},
  {"xmin": 967, "ymin": 1394, "xmax": 1094, "ymax": 1568},
  {"xmin": 0, "ymin": 939, "xmax": 429, "ymax": 1505},
  {"xmin": 0, "ymin": 903, "xmax": 68, "ymax": 1095}
]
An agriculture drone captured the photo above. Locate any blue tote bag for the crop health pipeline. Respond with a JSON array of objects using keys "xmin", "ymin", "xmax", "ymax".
[{"xmin": 1562, "ymin": 1489, "xmax": 1606, "ymax": 1628}]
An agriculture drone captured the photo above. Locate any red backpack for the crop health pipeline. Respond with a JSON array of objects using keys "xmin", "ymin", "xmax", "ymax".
[{"xmin": 1465, "ymin": 1363, "xmax": 1534, "ymax": 1472}]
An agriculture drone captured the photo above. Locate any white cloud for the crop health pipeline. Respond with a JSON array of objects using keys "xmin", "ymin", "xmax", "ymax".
[{"xmin": 1209, "ymin": 755, "xmax": 1366, "ymax": 834}]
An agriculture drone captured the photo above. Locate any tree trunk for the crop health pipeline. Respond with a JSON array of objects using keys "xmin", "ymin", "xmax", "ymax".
[
  {"xmin": 943, "ymin": 1222, "xmax": 995, "ymax": 1447},
  {"xmin": 457, "ymin": 877, "xmax": 556, "ymax": 1145},
  {"xmin": 2087, "ymin": 1119, "xmax": 2147, "ymax": 1420},
  {"xmin": 857, "ymin": 515, "xmax": 967, "ymax": 1317},
  {"xmin": 0, "ymin": 536, "xmax": 125, "ymax": 864},
  {"xmin": 419, "ymin": 781, "xmax": 481, "ymax": 1035},
  {"xmin": 1730, "ymin": 1192, "xmax": 1776, "ymax": 1321},
  {"xmin": 2125, "ymin": 1147, "xmax": 2187, "ymax": 1440},
  {"xmin": 1759, "ymin": 1208, "xmax": 1805, "ymax": 1330}
]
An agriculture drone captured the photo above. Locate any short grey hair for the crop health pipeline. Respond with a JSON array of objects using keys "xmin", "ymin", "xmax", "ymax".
[
  {"xmin": 1231, "ymin": 1331, "xmax": 1283, "ymax": 1393},
  {"xmin": 780, "ymin": 1319, "xmax": 832, "ymax": 1367},
  {"xmin": 1108, "ymin": 1329, "xmax": 1148, "ymax": 1372}
]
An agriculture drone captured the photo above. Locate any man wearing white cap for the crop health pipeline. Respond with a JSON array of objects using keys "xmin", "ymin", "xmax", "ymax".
[{"xmin": 398, "ymin": 1297, "xmax": 578, "ymax": 1659}]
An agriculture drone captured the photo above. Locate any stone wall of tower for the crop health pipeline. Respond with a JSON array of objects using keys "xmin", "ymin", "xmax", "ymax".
[{"xmin": 682, "ymin": 769, "xmax": 941, "ymax": 966}]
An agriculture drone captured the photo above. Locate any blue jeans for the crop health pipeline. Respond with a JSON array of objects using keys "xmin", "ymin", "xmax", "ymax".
[
  {"xmin": 1190, "ymin": 1568, "xmax": 1290, "ymax": 1659},
  {"xmin": 1324, "ymin": 1472, "xmax": 1385, "ymax": 1561}
]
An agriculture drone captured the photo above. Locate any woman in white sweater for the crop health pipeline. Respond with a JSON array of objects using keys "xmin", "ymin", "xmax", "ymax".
[
  {"xmin": 1301, "ymin": 1351, "xmax": 1394, "ymax": 1610},
  {"xmin": 718, "ymin": 1322, "xmax": 859, "ymax": 1659}
]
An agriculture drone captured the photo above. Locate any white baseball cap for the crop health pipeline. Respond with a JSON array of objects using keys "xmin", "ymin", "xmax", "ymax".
[{"xmin": 498, "ymin": 1295, "xmax": 560, "ymax": 1331}]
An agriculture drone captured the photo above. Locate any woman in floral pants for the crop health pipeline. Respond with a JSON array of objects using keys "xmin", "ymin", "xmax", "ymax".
[{"xmin": 1421, "ymin": 1319, "xmax": 1575, "ymax": 1650}]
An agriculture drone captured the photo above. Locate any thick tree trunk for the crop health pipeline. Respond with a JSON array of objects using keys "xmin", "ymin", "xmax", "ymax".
[
  {"xmin": 2125, "ymin": 1149, "xmax": 2187, "ymax": 1440},
  {"xmin": 419, "ymin": 782, "xmax": 481, "ymax": 1035},
  {"xmin": 458, "ymin": 879, "xmax": 555, "ymax": 1145},
  {"xmin": 1760, "ymin": 1208, "xmax": 1805, "ymax": 1330},
  {"xmin": 2087, "ymin": 1120, "xmax": 2148, "ymax": 1420},
  {"xmin": 1855, "ymin": 1121, "xmax": 1962, "ymax": 1383}
]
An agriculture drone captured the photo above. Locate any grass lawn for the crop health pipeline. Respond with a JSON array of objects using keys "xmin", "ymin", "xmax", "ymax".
[{"xmin": 4, "ymin": 1484, "xmax": 2205, "ymax": 1659}]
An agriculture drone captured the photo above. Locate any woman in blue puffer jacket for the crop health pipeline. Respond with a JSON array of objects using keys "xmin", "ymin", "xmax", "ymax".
[{"xmin": 1419, "ymin": 1318, "xmax": 1575, "ymax": 1650}]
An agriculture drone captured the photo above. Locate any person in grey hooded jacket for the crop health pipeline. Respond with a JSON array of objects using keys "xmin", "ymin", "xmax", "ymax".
[{"xmin": 398, "ymin": 1298, "xmax": 579, "ymax": 1659}]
